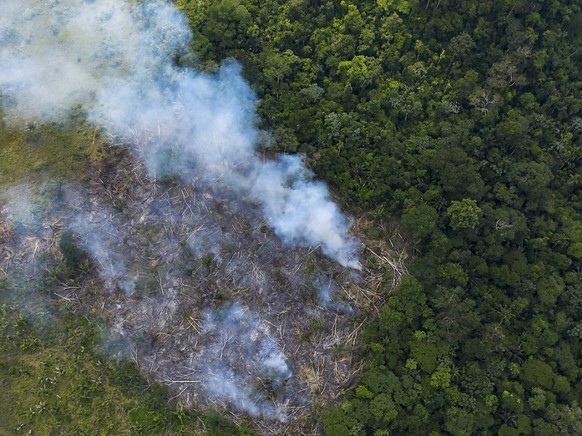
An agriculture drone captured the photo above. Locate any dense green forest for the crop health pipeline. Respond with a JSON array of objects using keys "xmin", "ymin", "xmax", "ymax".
[
  {"xmin": 173, "ymin": 0, "xmax": 581, "ymax": 434},
  {"xmin": 1, "ymin": 0, "xmax": 580, "ymax": 434}
]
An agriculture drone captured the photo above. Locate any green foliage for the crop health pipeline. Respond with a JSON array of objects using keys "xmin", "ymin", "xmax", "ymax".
[
  {"xmin": 203, "ymin": 409, "xmax": 255, "ymax": 435},
  {"xmin": 520, "ymin": 359, "xmax": 555, "ymax": 390},
  {"xmin": 0, "ymin": 304, "xmax": 134, "ymax": 434},
  {"xmin": 59, "ymin": 230, "xmax": 85, "ymax": 270},
  {"xmin": 401, "ymin": 204, "xmax": 439, "ymax": 238},
  {"xmin": 446, "ymin": 199, "xmax": 482, "ymax": 230},
  {"xmin": 445, "ymin": 407, "xmax": 475, "ymax": 436}
]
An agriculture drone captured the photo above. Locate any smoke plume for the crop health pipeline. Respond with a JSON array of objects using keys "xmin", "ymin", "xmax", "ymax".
[{"xmin": 0, "ymin": 0, "xmax": 361, "ymax": 268}]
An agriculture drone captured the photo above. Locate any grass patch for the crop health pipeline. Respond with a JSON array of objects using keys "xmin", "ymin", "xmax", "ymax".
[
  {"xmin": 0, "ymin": 304, "xmax": 134, "ymax": 434},
  {"xmin": 0, "ymin": 117, "xmax": 95, "ymax": 185}
]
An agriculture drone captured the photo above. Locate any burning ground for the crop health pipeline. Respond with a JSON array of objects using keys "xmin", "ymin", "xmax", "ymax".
[{"xmin": 0, "ymin": 142, "xmax": 407, "ymax": 433}]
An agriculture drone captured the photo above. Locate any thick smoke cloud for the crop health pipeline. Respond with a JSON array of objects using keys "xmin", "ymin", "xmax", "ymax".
[{"xmin": 0, "ymin": 0, "xmax": 361, "ymax": 268}]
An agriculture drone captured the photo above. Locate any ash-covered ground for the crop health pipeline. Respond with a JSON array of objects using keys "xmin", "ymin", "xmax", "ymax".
[{"xmin": 0, "ymin": 143, "xmax": 401, "ymax": 434}]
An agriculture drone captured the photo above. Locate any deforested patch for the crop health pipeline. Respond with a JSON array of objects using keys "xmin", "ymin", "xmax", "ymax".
[{"xmin": 0, "ymin": 150, "xmax": 388, "ymax": 433}]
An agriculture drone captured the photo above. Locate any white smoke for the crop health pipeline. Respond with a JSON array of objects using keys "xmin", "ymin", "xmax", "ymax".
[
  {"xmin": 0, "ymin": 0, "xmax": 361, "ymax": 268},
  {"xmin": 0, "ymin": 185, "xmax": 40, "ymax": 230},
  {"xmin": 68, "ymin": 206, "xmax": 137, "ymax": 295},
  {"xmin": 195, "ymin": 303, "xmax": 291, "ymax": 419},
  {"xmin": 313, "ymin": 275, "xmax": 354, "ymax": 313}
]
